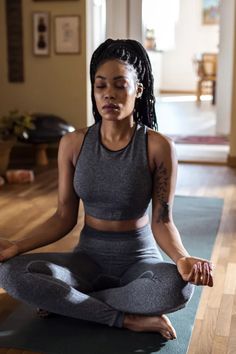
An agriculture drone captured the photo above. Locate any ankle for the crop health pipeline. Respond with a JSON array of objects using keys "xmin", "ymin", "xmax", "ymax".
[{"xmin": 123, "ymin": 313, "xmax": 133, "ymax": 328}]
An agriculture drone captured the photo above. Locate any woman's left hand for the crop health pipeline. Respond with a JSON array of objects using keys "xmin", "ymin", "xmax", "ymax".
[{"xmin": 177, "ymin": 256, "xmax": 214, "ymax": 287}]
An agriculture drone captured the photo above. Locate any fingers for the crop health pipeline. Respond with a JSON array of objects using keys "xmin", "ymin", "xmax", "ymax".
[
  {"xmin": 0, "ymin": 252, "xmax": 12, "ymax": 262},
  {"xmin": 0, "ymin": 252, "xmax": 8, "ymax": 262},
  {"xmin": 196, "ymin": 262, "xmax": 202, "ymax": 285},
  {"xmin": 0, "ymin": 245, "xmax": 18, "ymax": 262},
  {"xmin": 189, "ymin": 261, "xmax": 214, "ymax": 287},
  {"xmin": 186, "ymin": 264, "xmax": 197, "ymax": 282},
  {"xmin": 0, "ymin": 240, "xmax": 17, "ymax": 261}
]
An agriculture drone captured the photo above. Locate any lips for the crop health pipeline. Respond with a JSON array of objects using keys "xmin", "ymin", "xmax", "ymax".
[{"xmin": 102, "ymin": 103, "xmax": 119, "ymax": 110}]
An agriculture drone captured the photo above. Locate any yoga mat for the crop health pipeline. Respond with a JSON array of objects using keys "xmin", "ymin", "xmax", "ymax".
[{"xmin": 0, "ymin": 195, "xmax": 223, "ymax": 354}]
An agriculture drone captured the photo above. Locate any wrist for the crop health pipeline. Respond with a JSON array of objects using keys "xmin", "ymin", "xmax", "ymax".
[{"xmin": 174, "ymin": 253, "xmax": 190, "ymax": 265}]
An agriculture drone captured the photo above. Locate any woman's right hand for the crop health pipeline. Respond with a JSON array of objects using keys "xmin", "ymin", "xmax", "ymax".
[{"xmin": 0, "ymin": 239, "xmax": 19, "ymax": 262}]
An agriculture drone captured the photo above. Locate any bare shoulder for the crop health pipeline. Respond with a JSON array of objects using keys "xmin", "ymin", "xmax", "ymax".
[
  {"xmin": 147, "ymin": 128, "xmax": 177, "ymax": 167},
  {"xmin": 59, "ymin": 127, "xmax": 89, "ymax": 166}
]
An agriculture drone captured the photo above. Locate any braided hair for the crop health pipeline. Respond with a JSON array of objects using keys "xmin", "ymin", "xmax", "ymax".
[{"xmin": 90, "ymin": 38, "xmax": 158, "ymax": 131}]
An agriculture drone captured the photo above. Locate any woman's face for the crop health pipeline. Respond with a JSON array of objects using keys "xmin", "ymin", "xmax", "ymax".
[{"xmin": 93, "ymin": 59, "xmax": 142, "ymax": 122}]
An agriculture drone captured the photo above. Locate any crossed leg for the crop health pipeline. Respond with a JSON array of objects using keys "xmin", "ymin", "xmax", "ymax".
[
  {"xmin": 0, "ymin": 253, "xmax": 194, "ymax": 339},
  {"xmin": 89, "ymin": 258, "xmax": 194, "ymax": 339},
  {"xmin": 0, "ymin": 252, "xmax": 123, "ymax": 327}
]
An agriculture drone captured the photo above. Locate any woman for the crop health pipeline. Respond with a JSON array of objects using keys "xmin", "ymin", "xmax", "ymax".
[{"xmin": 0, "ymin": 39, "xmax": 213, "ymax": 340}]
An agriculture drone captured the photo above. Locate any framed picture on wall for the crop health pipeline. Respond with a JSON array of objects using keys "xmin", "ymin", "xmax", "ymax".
[
  {"xmin": 202, "ymin": 0, "xmax": 220, "ymax": 25},
  {"xmin": 33, "ymin": 12, "xmax": 50, "ymax": 56},
  {"xmin": 54, "ymin": 15, "xmax": 80, "ymax": 54}
]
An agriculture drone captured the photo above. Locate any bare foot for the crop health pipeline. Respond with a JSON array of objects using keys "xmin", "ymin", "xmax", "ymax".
[
  {"xmin": 123, "ymin": 314, "xmax": 177, "ymax": 340},
  {"xmin": 36, "ymin": 308, "xmax": 51, "ymax": 319}
]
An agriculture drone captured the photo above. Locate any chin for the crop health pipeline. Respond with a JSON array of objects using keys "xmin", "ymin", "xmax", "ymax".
[{"xmin": 102, "ymin": 114, "xmax": 122, "ymax": 121}]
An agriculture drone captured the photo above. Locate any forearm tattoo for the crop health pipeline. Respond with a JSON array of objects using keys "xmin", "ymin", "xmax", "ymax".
[{"xmin": 154, "ymin": 162, "xmax": 170, "ymax": 223}]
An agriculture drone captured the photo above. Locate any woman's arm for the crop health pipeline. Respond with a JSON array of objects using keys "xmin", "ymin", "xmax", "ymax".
[
  {"xmin": 150, "ymin": 134, "xmax": 189, "ymax": 263},
  {"xmin": 149, "ymin": 131, "xmax": 213, "ymax": 286},
  {"xmin": 0, "ymin": 131, "xmax": 82, "ymax": 261}
]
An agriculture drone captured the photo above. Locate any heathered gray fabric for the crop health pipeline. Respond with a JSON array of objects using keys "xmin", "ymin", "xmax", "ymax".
[
  {"xmin": 0, "ymin": 224, "xmax": 194, "ymax": 328},
  {"xmin": 0, "ymin": 124, "xmax": 194, "ymax": 329},
  {"xmin": 73, "ymin": 121, "xmax": 153, "ymax": 220}
]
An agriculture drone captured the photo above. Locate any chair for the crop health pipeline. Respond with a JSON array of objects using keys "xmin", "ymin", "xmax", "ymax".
[{"xmin": 194, "ymin": 53, "xmax": 218, "ymax": 104}]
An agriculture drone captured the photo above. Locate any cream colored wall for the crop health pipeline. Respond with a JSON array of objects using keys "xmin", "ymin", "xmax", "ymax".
[
  {"xmin": 0, "ymin": 0, "xmax": 87, "ymax": 129},
  {"xmin": 106, "ymin": 0, "xmax": 128, "ymax": 38},
  {"xmin": 105, "ymin": 0, "xmax": 142, "ymax": 42},
  {"xmin": 228, "ymin": 1, "xmax": 236, "ymax": 161},
  {"xmin": 161, "ymin": 0, "xmax": 219, "ymax": 91},
  {"xmin": 216, "ymin": 0, "xmax": 235, "ymax": 135}
]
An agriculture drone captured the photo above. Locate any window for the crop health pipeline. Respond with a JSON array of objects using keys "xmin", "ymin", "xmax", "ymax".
[{"xmin": 142, "ymin": 0, "xmax": 180, "ymax": 51}]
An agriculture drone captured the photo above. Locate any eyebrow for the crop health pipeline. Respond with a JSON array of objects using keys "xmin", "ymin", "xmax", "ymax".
[{"xmin": 95, "ymin": 75, "xmax": 129, "ymax": 80}]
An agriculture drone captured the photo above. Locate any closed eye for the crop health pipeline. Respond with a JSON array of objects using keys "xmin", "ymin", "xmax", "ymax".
[
  {"xmin": 95, "ymin": 84, "xmax": 127, "ymax": 89},
  {"xmin": 116, "ymin": 84, "xmax": 128, "ymax": 89}
]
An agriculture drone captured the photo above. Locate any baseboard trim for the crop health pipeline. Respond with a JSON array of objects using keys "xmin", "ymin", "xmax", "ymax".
[
  {"xmin": 178, "ymin": 159, "xmax": 227, "ymax": 166},
  {"xmin": 227, "ymin": 154, "xmax": 236, "ymax": 167},
  {"xmin": 159, "ymin": 90, "xmax": 196, "ymax": 95}
]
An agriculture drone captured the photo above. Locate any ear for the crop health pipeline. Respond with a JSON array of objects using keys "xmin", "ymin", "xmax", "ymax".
[{"xmin": 136, "ymin": 83, "xmax": 143, "ymax": 98}]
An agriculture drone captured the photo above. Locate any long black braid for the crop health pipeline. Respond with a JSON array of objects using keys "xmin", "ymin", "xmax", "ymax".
[{"xmin": 90, "ymin": 38, "xmax": 158, "ymax": 131}]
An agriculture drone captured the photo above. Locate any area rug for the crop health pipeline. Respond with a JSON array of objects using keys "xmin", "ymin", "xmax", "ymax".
[
  {"xmin": 0, "ymin": 196, "xmax": 223, "ymax": 354},
  {"xmin": 168, "ymin": 135, "xmax": 229, "ymax": 145}
]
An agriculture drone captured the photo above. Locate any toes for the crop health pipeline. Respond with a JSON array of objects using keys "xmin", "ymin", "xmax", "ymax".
[
  {"xmin": 161, "ymin": 315, "xmax": 177, "ymax": 339},
  {"xmin": 167, "ymin": 326, "xmax": 177, "ymax": 339},
  {"xmin": 161, "ymin": 330, "xmax": 175, "ymax": 340}
]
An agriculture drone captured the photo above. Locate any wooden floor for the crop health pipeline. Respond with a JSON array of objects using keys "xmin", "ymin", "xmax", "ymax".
[
  {"xmin": 157, "ymin": 94, "xmax": 216, "ymax": 136},
  {"xmin": 157, "ymin": 95, "xmax": 229, "ymax": 164},
  {"xmin": 0, "ymin": 163, "xmax": 236, "ymax": 354}
]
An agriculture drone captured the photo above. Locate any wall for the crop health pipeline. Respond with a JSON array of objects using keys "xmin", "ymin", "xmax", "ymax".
[
  {"xmin": 106, "ymin": 0, "xmax": 128, "ymax": 39},
  {"xmin": 106, "ymin": 0, "xmax": 142, "ymax": 42},
  {"xmin": 216, "ymin": 0, "xmax": 235, "ymax": 135},
  {"xmin": 0, "ymin": 0, "xmax": 87, "ymax": 129},
  {"xmin": 228, "ymin": 0, "xmax": 236, "ymax": 164},
  {"xmin": 161, "ymin": 0, "xmax": 219, "ymax": 91},
  {"xmin": 106, "ymin": 0, "xmax": 219, "ymax": 92}
]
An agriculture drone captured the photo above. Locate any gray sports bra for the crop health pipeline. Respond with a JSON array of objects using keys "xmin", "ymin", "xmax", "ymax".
[{"xmin": 73, "ymin": 121, "xmax": 153, "ymax": 220}]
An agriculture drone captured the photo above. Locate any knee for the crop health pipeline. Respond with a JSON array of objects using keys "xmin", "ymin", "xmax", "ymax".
[
  {"xmin": 154, "ymin": 262, "xmax": 194, "ymax": 309},
  {"xmin": 167, "ymin": 264, "xmax": 194, "ymax": 310},
  {"xmin": 0, "ymin": 255, "xmax": 35, "ymax": 290},
  {"xmin": 27, "ymin": 260, "xmax": 53, "ymax": 275},
  {"xmin": 0, "ymin": 257, "xmax": 20, "ymax": 289}
]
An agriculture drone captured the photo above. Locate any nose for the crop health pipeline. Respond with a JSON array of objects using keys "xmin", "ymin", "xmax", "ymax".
[{"xmin": 104, "ymin": 86, "xmax": 115, "ymax": 100}]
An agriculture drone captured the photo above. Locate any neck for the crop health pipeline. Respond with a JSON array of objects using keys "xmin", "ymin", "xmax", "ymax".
[{"xmin": 100, "ymin": 118, "xmax": 136, "ymax": 143}]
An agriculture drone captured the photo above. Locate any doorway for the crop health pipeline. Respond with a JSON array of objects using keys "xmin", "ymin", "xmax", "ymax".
[
  {"xmin": 142, "ymin": 0, "xmax": 229, "ymax": 163},
  {"xmin": 86, "ymin": 0, "xmax": 106, "ymax": 126}
]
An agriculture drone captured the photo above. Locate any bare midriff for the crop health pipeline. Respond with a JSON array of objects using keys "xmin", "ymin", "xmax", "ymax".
[{"xmin": 84, "ymin": 214, "xmax": 149, "ymax": 232}]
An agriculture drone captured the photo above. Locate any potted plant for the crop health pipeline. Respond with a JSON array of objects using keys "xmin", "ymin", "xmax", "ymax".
[{"xmin": 0, "ymin": 110, "xmax": 35, "ymax": 175}]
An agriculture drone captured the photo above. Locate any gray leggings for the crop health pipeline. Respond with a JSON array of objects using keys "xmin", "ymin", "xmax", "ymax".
[{"xmin": 0, "ymin": 224, "xmax": 194, "ymax": 328}]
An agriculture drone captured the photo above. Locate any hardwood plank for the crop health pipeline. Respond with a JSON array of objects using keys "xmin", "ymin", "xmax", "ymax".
[
  {"xmin": 211, "ymin": 335, "xmax": 229, "ymax": 354},
  {"xmin": 178, "ymin": 165, "xmax": 236, "ymax": 354},
  {"xmin": 215, "ymin": 295, "xmax": 234, "ymax": 337},
  {"xmin": 192, "ymin": 308, "xmax": 218, "ymax": 354},
  {"xmin": 227, "ymin": 296, "xmax": 236, "ymax": 354},
  {"xmin": 195, "ymin": 286, "xmax": 211, "ymax": 320},
  {"xmin": 224, "ymin": 263, "xmax": 236, "ymax": 295},
  {"xmin": 207, "ymin": 265, "xmax": 225, "ymax": 310},
  {"xmin": 186, "ymin": 319, "xmax": 202, "ymax": 354}
]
